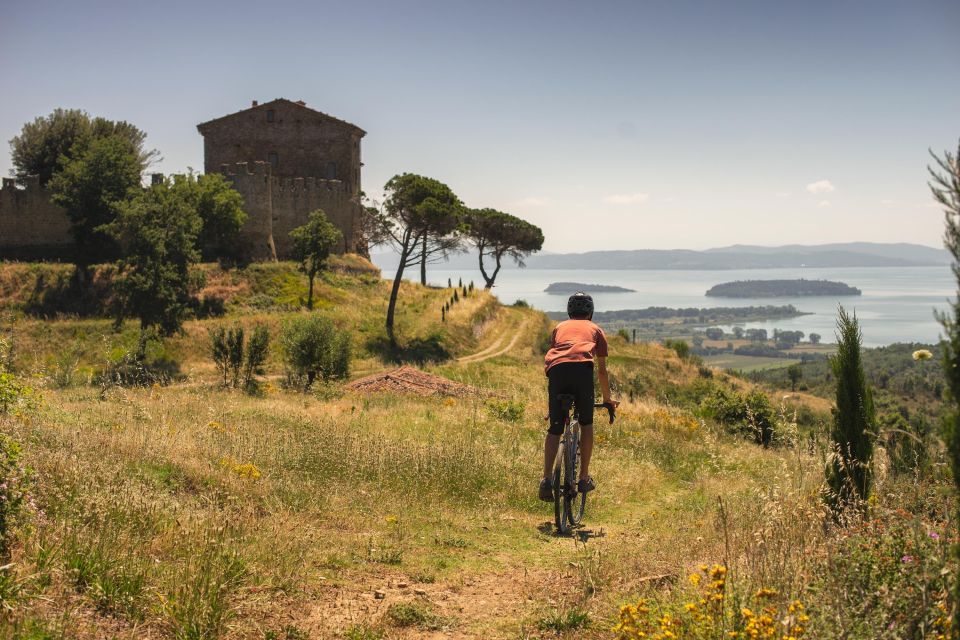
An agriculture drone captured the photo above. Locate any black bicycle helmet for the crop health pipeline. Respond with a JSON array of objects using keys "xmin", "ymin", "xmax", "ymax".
[{"xmin": 567, "ymin": 291, "xmax": 594, "ymax": 319}]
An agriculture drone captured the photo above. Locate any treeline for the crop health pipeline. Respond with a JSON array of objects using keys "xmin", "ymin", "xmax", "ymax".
[
  {"xmin": 748, "ymin": 342, "xmax": 945, "ymax": 421},
  {"xmin": 706, "ymin": 279, "xmax": 862, "ymax": 298},
  {"xmin": 547, "ymin": 305, "xmax": 805, "ymax": 322}
]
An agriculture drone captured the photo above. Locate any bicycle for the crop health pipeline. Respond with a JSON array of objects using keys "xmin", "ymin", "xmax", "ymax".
[{"xmin": 552, "ymin": 394, "xmax": 615, "ymax": 534}]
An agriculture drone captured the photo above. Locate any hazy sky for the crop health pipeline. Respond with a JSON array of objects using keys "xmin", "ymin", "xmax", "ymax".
[{"xmin": 1, "ymin": 0, "xmax": 958, "ymax": 253}]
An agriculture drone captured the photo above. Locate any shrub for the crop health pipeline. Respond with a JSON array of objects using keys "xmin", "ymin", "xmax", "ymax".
[
  {"xmin": 209, "ymin": 327, "xmax": 230, "ymax": 387},
  {"xmin": 487, "ymin": 399, "xmax": 525, "ymax": 423},
  {"xmin": 242, "ymin": 325, "xmax": 270, "ymax": 392},
  {"xmin": 664, "ymin": 339, "xmax": 690, "ymax": 361},
  {"xmin": 700, "ymin": 388, "xmax": 775, "ymax": 446},
  {"xmin": 210, "ymin": 324, "xmax": 270, "ymax": 391},
  {"xmin": 226, "ymin": 326, "xmax": 244, "ymax": 388},
  {"xmin": 280, "ymin": 316, "xmax": 351, "ymax": 389}
]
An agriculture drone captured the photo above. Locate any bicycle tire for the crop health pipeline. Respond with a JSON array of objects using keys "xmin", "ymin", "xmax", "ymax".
[
  {"xmin": 553, "ymin": 442, "xmax": 567, "ymax": 534},
  {"xmin": 567, "ymin": 427, "xmax": 587, "ymax": 526}
]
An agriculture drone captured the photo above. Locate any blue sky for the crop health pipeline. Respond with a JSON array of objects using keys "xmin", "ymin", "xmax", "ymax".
[{"xmin": 1, "ymin": 0, "xmax": 957, "ymax": 252}]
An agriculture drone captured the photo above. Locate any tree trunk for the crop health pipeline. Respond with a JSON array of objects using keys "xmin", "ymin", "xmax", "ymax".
[
  {"xmin": 386, "ymin": 247, "xmax": 410, "ymax": 345},
  {"xmin": 478, "ymin": 242, "xmax": 494, "ymax": 289},
  {"xmin": 420, "ymin": 235, "xmax": 427, "ymax": 285},
  {"xmin": 486, "ymin": 251, "xmax": 503, "ymax": 289},
  {"xmin": 136, "ymin": 327, "xmax": 149, "ymax": 363},
  {"xmin": 307, "ymin": 272, "xmax": 315, "ymax": 310}
]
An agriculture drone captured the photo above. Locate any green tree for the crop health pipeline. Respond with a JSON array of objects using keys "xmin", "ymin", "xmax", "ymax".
[
  {"xmin": 10, "ymin": 108, "xmax": 158, "ymax": 187},
  {"xmin": 281, "ymin": 316, "xmax": 350, "ymax": 389},
  {"xmin": 9, "ymin": 108, "xmax": 90, "ymax": 186},
  {"xmin": 930, "ymin": 139, "xmax": 960, "ymax": 631},
  {"xmin": 826, "ymin": 306, "xmax": 875, "ymax": 513},
  {"xmin": 808, "ymin": 332, "xmax": 821, "ymax": 345},
  {"xmin": 463, "ymin": 208, "xmax": 544, "ymax": 289},
  {"xmin": 50, "ymin": 135, "xmax": 144, "ymax": 266},
  {"xmin": 704, "ymin": 327, "xmax": 724, "ymax": 340},
  {"xmin": 102, "ymin": 178, "xmax": 203, "ymax": 360},
  {"xmin": 787, "ymin": 363, "xmax": 803, "ymax": 391},
  {"xmin": 732, "ymin": 326, "xmax": 745, "ymax": 339},
  {"xmin": 170, "ymin": 172, "xmax": 247, "ymax": 261},
  {"xmin": 289, "ymin": 209, "xmax": 343, "ymax": 310},
  {"xmin": 371, "ymin": 174, "xmax": 463, "ymax": 342}
]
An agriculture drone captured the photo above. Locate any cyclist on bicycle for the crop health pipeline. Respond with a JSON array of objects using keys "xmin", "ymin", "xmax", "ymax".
[{"xmin": 539, "ymin": 291, "xmax": 618, "ymax": 502}]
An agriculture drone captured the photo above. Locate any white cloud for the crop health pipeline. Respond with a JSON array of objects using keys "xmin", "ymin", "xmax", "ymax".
[
  {"xmin": 817, "ymin": 200, "xmax": 831, "ymax": 208},
  {"xmin": 512, "ymin": 196, "xmax": 548, "ymax": 207},
  {"xmin": 806, "ymin": 179, "xmax": 835, "ymax": 194},
  {"xmin": 880, "ymin": 199, "xmax": 894, "ymax": 205},
  {"xmin": 603, "ymin": 192, "xmax": 650, "ymax": 205},
  {"xmin": 775, "ymin": 191, "xmax": 792, "ymax": 198}
]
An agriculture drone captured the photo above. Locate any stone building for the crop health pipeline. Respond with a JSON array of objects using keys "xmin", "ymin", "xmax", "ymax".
[
  {"xmin": 197, "ymin": 98, "xmax": 367, "ymax": 260},
  {"xmin": 0, "ymin": 98, "xmax": 367, "ymax": 262}
]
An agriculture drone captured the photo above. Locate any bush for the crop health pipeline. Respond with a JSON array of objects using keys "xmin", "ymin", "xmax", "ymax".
[
  {"xmin": 487, "ymin": 399, "xmax": 525, "ymax": 423},
  {"xmin": 210, "ymin": 324, "xmax": 270, "ymax": 391},
  {"xmin": 280, "ymin": 316, "xmax": 351, "ymax": 389},
  {"xmin": 700, "ymin": 388, "xmax": 775, "ymax": 446},
  {"xmin": 242, "ymin": 325, "xmax": 270, "ymax": 392},
  {"xmin": 664, "ymin": 339, "xmax": 690, "ymax": 361}
]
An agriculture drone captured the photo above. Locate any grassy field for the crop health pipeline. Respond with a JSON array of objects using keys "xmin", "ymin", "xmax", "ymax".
[
  {"xmin": 701, "ymin": 353, "xmax": 800, "ymax": 372},
  {"xmin": 0, "ymin": 260, "xmax": 954, "ymax": 639}
]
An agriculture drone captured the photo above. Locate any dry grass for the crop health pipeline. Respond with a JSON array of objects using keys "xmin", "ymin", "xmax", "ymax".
[{"xmin": 0, "ymin": 264, "xmax": 952, "ymax": 638}]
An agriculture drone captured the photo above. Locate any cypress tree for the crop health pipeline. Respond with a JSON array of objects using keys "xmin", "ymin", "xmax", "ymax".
[{"xmin": 826, "ymin": 306, "xmax": 875, "ymax": 513}]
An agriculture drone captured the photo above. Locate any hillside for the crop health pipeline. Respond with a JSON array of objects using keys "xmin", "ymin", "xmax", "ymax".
[
  {"xmin": 0, "ymin": 262, "xmax": 952, "ymax": 638},
  {"xmin": 372, "ymin": 241, "xmax": 950, "ymax": 271}
]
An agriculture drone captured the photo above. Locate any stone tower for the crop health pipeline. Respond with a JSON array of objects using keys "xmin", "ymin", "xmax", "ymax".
[{"xmin": 196, "ymin": 99, "xmax": 367, "ymax": 260}]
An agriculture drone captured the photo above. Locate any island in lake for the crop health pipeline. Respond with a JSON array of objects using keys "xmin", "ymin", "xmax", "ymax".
[
  {"xmin": 545, "ymin": 282, "xmax": 635, "ymax": 294},
  {"xmin": 706, "ymin": 279, "xmax": 862, "ymax": 298}
]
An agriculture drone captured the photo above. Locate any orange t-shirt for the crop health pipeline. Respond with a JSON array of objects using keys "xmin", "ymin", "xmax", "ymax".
[{"xmin": 544, "ymin": 319, "xmax": 608, "ymax": 374}]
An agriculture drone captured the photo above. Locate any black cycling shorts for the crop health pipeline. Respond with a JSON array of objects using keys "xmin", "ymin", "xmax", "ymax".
[{"xmin": 546, "ymin": 361, "xmax": 595, "ymax": 435}]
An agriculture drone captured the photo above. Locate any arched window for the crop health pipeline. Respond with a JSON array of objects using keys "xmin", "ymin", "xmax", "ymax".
[
  {"xmin": 325, "ymin": 162, "xmax": 337, "ymax": 179},
  {"xmin": 268, "ymin": 153, "xmax": 278, "ymax": 168},
  {"xmin": 266, "ymin": 109, "xmax": 275, "ymax": 123}
]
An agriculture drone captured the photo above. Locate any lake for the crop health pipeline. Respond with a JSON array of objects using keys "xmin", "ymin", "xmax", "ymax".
[{"xmin": 376, "ymin": 262, "xmax": 955, "ymax": 348}]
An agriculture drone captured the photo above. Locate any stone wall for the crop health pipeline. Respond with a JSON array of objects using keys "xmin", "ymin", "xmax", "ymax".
[
  {"xmin": 222, "ymin": 162, "xmax": 364, "ymax": 261},
  {"xmin": 0, "ymin": 177, "xmax": 74, "ymax": 261}
]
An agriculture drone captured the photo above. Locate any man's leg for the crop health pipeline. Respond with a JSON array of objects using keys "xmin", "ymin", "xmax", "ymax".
[
  {"xmin": 579, "ymin": 423, "xmax": 593, "ymax": 482},
  {"xmin": 543, "ymin": 433, "xmax": 560, "ymax": 480}
]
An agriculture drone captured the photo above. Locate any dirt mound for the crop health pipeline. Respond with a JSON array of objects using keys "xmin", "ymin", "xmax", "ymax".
[{"xmin": 345, "ymin": 366, "xmax": 494, "ymax": 397}]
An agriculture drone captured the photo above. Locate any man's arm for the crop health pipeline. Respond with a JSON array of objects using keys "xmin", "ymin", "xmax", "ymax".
[{"xmin": 596, "ymin": 356, "xmax": 612, "ymax": 404}]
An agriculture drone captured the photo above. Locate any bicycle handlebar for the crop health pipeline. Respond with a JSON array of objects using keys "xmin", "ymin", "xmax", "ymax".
[{"xmin": 594, "ymin": 402, "xmax": 616, "ymax": 424}]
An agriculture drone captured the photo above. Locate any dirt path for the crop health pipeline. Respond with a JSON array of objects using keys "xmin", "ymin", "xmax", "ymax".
[
  {"xmin": 457, "ymin": 319, "xmax": 531, "ymax": 364},
  {"xmin": 304, "ymin": 565, "xmax": 552, "ymax": 638}
]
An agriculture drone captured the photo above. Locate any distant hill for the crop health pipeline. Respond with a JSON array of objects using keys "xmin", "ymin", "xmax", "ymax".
[{"xmin": 371, "ymin": 242, "xmax": 950, "ymax": 271}]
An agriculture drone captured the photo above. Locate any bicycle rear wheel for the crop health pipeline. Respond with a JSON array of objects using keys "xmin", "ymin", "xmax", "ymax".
[
  {"xmin": 566, "ymin": 427, "xmax": 587, "ymax": 526},
  {"xmin": 553, "ymin": 441, "xmax": 568, "ymax": 534}
]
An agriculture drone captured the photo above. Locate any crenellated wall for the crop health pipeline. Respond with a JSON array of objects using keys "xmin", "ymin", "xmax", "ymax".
[
  {"xmin": 219, "ymin": 162, "xmax": 277, "ymax": 262},
  {"xmin": 220, "ymin": 162, "xmax": 364, "ymax": 261},
  {"xmin": 0, "ymin": 177, "xmax": 74, "ymax": 261}
]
